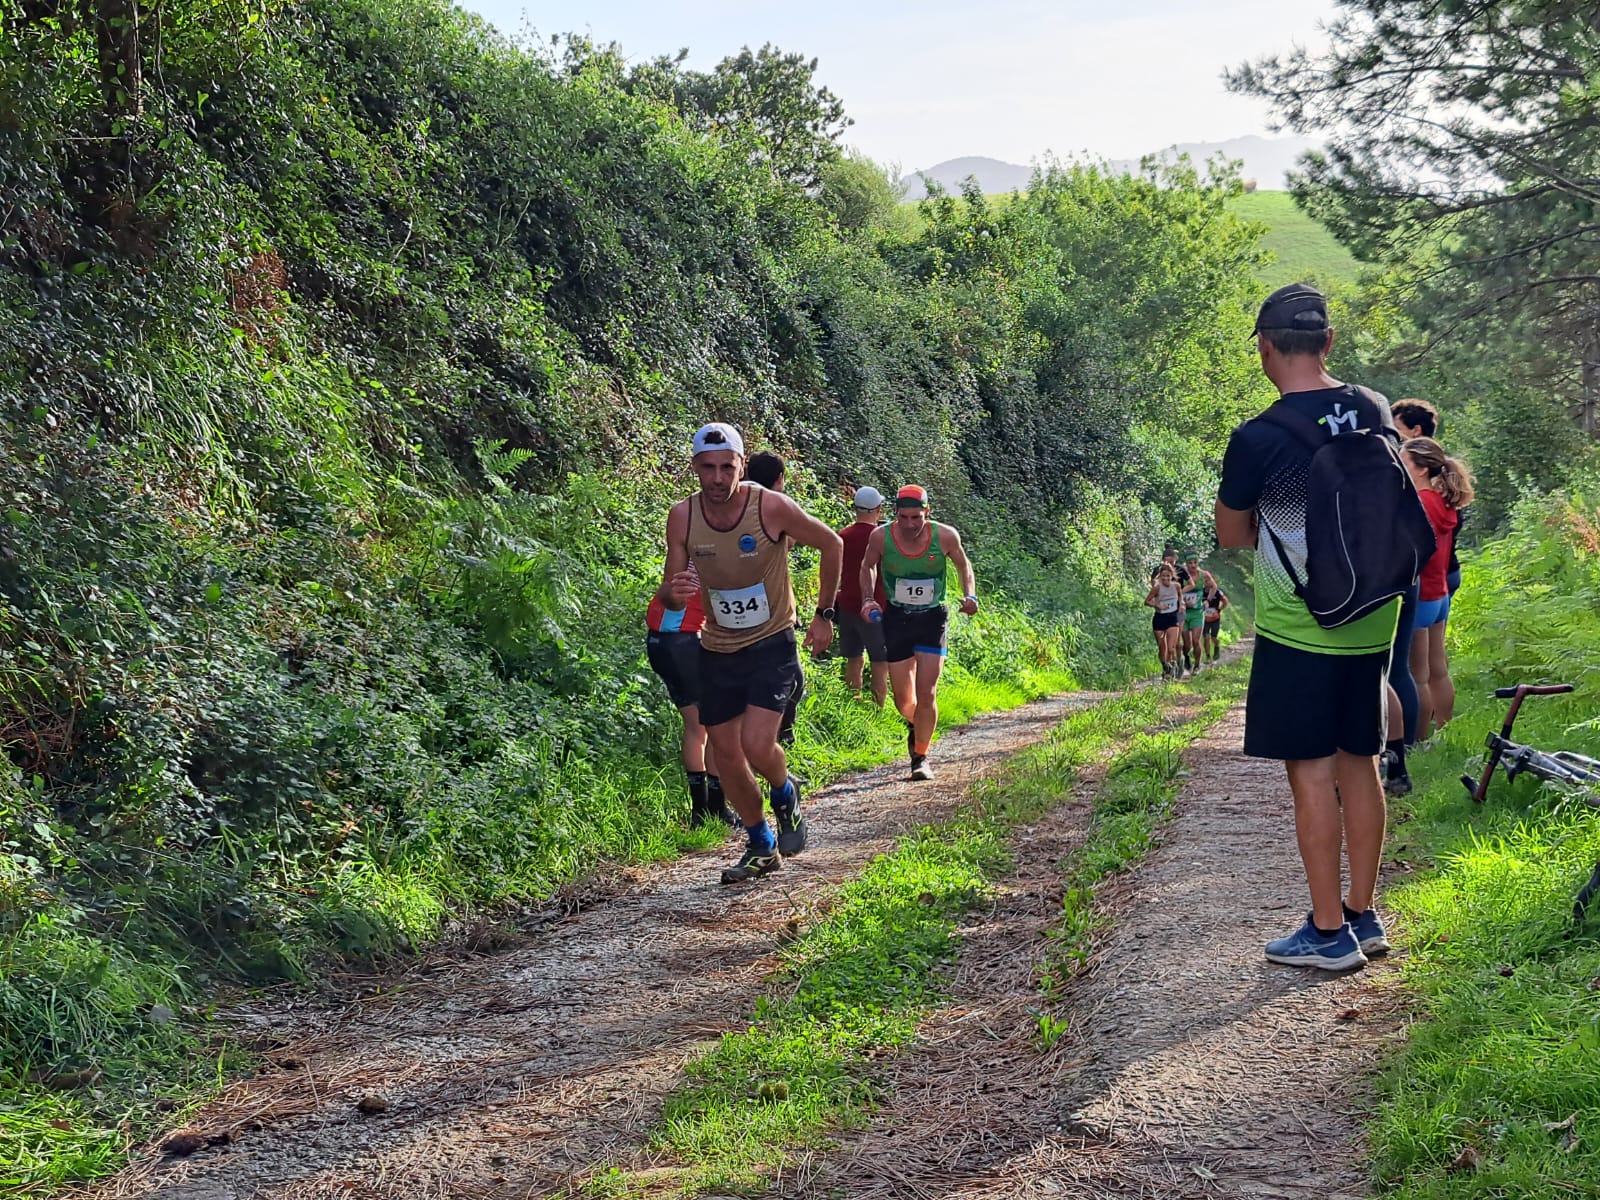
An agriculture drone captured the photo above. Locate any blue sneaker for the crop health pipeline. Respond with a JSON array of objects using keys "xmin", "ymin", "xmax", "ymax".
[
  {"xmin": 1265, "ymin": 915, "xmax": 1368, "ymax": 970},
  {"xmin": 1344, "ymin": 905, "xmax": 1390, "ymax": 956}
]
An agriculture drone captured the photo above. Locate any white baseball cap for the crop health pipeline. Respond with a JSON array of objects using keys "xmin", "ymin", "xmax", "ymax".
[
  {"xmin": 853, "ymin": 486, "xmax": 884, "ymax": 509},
  {"xmin": 691, "ymin": 422, "xmax": 745, "ymax": 457}
]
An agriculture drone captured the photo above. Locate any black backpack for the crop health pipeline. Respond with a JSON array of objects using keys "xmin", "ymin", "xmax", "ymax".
[{"xmin": 1254, "ymin": 393, "xmax": 1436, "ymax": 629}]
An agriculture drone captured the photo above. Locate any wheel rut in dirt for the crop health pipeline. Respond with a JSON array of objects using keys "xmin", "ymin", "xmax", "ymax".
[
  {"xmin": 89, "ymin": 690, "xmax": 1110, "ymax": 1200},
  {"xmin": 789, "ymin": 685, "xmax": 1406, "ymax": 1200}
]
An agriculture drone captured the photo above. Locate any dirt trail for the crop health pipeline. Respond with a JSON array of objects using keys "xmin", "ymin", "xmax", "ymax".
[
  {"xmin": 92, "ymin": 689, "xmax": 1112, "ymax": 1200},
  {"xmin": 92, "ymin": 646, "xmax": 1406, "ymax": 1200},
  {"xmin": 787, "ymin": 693, "xmax": 1406, "ymax": 1200}
]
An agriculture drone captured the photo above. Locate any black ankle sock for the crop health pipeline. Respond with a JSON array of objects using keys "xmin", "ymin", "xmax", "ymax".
[
  {"xmin": 1386, "ymin": 739, "xmax": 1407, "ymax": 774},
  {"xmin": 707, "ymin": 775, "xmax": 723, "ymax": 799},
  {"xmin": 1343, "ymin": 902, "xmax": 1368, "ymax": 922},
  {"xmin": 1314, "ymin": 921, "xmax": 1345, "ymax": 937}
]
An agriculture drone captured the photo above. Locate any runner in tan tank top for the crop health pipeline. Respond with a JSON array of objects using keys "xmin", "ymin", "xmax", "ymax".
[{"xmin": 655, "ymin": 423, "xmax": 844, "ymax": 885}]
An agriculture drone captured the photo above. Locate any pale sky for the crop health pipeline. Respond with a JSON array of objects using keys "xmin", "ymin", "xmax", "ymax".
[{"xmin": 459, "ymin": 0, "xmax": 1339, "ymax": 171}]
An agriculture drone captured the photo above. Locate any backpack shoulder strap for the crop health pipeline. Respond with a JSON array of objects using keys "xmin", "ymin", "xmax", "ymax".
[{"xmin": 1254, "ymin": 403, "xmax": 1326, "ymax": 451}]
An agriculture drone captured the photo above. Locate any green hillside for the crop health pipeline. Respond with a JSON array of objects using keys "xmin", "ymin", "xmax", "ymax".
[
  {"xmin": 900, "ymin": 187, "xmax": 1360, "ymax": 289},
  {"xmin": 1226, "ymin": 190, "xmax": 1361, "ymax": 286}
]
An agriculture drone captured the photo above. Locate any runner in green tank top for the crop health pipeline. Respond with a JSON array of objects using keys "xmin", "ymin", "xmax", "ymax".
[
  {"xmin": 1180, "ymin": 551, "xmax": 1214, "ymax": 675},
  {"xmin": 858, "ymin": 485, "xmax": 979, "ymax": 781}
]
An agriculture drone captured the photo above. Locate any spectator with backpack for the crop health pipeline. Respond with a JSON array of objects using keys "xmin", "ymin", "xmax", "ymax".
[{"xmin": 1215, "ymin": 283, "xmax": 1435, "ymax": 971}]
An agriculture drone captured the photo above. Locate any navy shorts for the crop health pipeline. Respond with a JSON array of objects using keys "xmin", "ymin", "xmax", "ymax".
[
  {"xmin": 699, "ymin": 630, "xmax": 803, "ymax": 728},
  {"xmin": 883, "ymin": 606, "xmax": 948, "ymax": 663},
  {"xmin": 646, "ymin": 631, "xmax": 700, "ymax": 709}
]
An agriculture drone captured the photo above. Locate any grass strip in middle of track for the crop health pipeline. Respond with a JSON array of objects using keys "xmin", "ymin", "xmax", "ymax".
[{"xmin": 580, "ymin": 668, "xmax": 1245, "ymax": 1198}]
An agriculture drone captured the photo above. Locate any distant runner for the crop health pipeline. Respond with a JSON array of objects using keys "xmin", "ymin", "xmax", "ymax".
[
  {"xmin": 1149, "ymin": 545, "xmax": 1190, "ymax": 589},
  {"xmin": 1181, "ymin": 552, "xmax": 1215, "ymax": 674},
  {"xmin": 835, "ymin": 486, "xmax": 889, "ymax": 706},
  {"xmin": 1145, "ymin": 562, "xmax": 1182, "ymax": 678},
  {"xmin": 858, "ymin": 485, "xmax": 979, "ymax": 781},
  {"xmin": 1201, "ymin": 573, "xmax": 1228, "ymax": 662},
  {"xmin": 656, "ymin": 424, "xmax": 843, "ymax": 885}
]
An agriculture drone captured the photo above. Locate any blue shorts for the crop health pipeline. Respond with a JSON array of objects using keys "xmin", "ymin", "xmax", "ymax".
[{"xmin": 1415, "ymin": 594, "xmax": 1451, "ymax": 630}]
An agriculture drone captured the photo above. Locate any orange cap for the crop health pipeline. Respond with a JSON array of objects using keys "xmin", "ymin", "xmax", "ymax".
[{"xmin": 895, "ymin": 485, "xmax": 928, "ymax": 508}]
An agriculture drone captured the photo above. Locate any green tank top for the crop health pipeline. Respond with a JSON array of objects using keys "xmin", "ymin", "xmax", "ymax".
[{"xmin": 881, "ymin": 524, "xmax": 947, "ymax": 612}]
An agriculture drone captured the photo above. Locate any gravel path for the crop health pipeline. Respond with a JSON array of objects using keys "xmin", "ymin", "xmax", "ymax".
[
  {"xmin": 86, "ymin": 646, "xmax": 1406, "ymax": 1200},
  {"xmin": 786, "ymin": 685, "xmax": 1405, "ymax": 1200},
  {"xmin": 88, "ymin": 690, "xmax": 1110, "ymax": 1200}
]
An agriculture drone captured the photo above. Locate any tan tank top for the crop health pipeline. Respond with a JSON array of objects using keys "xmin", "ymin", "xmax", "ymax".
[{"xmin": 688, "ymin": 484, "xmax": 796, "ymax": 653}]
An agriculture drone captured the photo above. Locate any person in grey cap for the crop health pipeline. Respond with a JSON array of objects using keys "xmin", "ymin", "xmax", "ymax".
[
  {"xmin": 656, "ymin": 423, "xmax": 843, "ymax": 885},
  {"xmin": 834, "ymin": 485, "xmax": 889, "ymax": 705},
  {"xmin": 1215, "ymin": 282, "xmax": 1401, "ymax": 970}
]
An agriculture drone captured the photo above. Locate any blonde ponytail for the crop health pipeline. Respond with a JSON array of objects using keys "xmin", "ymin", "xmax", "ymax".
[
  {"xmin": 1402, "ymin": 437, "xmax": 1475, "ymax": 509},
  {"xmin": 1436, "ymin": 455, "xmax": 1475, "ymax": 509}
]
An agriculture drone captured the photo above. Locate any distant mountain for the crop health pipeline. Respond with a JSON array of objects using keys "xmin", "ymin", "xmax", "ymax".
[
  {"xmin": 1109, "ymin": 135, "xmax": 1320, "ymax": 189},
  {"xmin": 900, "ymin": 155, "xmax": 1035, "ymax": 197},
  {"xmin": 902, "ymin": 135, "xmax": 1319, "ymax": 197}
]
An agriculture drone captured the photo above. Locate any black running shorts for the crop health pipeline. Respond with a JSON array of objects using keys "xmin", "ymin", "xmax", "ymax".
[
  {"xmin": 1244, "ymin": 635, "xmax": 1390, "ymax": 760},
  {"xmin": 1152, "ymin": 611, "xmax": 1180, "ymax": 632},
  {"xmin": 646, "ymin": 631, "xmax": 700, "ymax": 709},
  {"xmin": 699, "ymin": 629, "xmax": 803, "ymax": 728},
  {"xmin": 836, "ymin": 611, "xmax": 888, "ymax": 663},
  {"xmin": 1203, "ymin": 618, "xmax": 1221, "ymax": 640},
  {"xmin": 883, "ymin": 605, "xmax": 949, "ymax": 663}
]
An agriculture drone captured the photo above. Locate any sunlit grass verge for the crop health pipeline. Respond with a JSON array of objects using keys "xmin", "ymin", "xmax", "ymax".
[
  {"xmin": 1038, "ymin": 659, "xmax": 1248, "ymax": 1003},
  {"xmin": 1360, "ymin": 486, "xmax": 1600, "ymax": 1197},
  {"xmin": 581, "ymin": 674, "xmax": 1238, "ymax": 1199}
]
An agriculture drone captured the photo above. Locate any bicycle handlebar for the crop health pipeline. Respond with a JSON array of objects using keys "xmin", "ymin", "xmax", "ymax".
[{"xmin": 1467, "ymin": 685, "xmax": 1579, "ymax": 804}]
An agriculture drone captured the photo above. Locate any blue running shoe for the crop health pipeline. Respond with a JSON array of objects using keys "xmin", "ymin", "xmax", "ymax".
[
  {"xmin": 1264, "ymin": 915, "xmax": 1368, "ymax": 970},
  {"xmin": 1343, "ymin": 905, "xmax": 1390, "ymax": 956}
]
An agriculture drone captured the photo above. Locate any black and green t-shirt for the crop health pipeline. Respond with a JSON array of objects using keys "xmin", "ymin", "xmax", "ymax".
[{"xmin": 1218, "ymin": 384, "xmax": 1401, "ymax": 655}]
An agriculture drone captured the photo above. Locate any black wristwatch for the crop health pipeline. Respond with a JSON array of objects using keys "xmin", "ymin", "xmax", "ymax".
[{"xmin": 815, "ymin": 605, "xmax": 837, "ymax": 622}]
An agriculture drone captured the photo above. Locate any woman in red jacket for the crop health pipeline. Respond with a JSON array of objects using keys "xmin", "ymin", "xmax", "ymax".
[{"xmin": 1402, "ymin": 437, "xmax": 1475, "ymax": 740}]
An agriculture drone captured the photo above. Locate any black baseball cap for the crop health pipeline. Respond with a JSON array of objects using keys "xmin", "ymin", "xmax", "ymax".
[{"xmin": 1251, "ymin": 283, "xmax": 1330, "ymax": 339}]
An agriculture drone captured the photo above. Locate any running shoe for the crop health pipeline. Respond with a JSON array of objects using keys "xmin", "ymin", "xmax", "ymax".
[
  {"xmin": 720, "ymin": 844, "xmax": 781, "ymax": 885},
  {"xmin": 909, "ymin": 754, "xmax": 934, "ymax": 781},
  {"xmin": 771, "ymin": 778, "xmax": 808, "ymax": 856},
  {"xmin": 1343, "ymin": 906, "xmax": 1391, "ymax": 956},
  {"xmin": 1264, "ymin": 915, "xmax": 1367, "ymax": 970},
  {"xmin": 1383, "ymin": 773, "xmax": 1412, "ymax": 797}
]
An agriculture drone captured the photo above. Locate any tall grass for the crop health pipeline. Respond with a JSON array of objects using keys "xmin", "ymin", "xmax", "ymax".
[{"xmin": 1366, "ymin": 474, "xmax": 1600, "ymax": 1196}]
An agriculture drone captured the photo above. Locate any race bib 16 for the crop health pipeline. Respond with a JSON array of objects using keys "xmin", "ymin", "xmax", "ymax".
[{"xmin": 893, "ymin": 577, "xmax": 939, "ymax": 607}]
